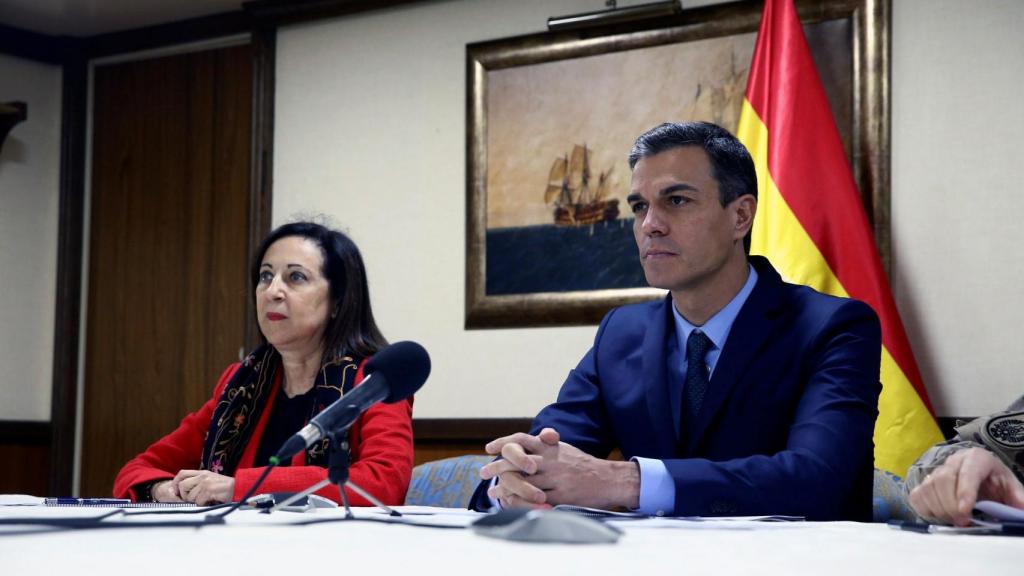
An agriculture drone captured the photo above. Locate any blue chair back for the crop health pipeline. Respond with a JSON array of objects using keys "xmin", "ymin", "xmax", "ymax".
[
  {"xmin": 873, "ymin": 468, "xmax": 915, "ymax": 522},
  {"xmin": 405, "ymin": 455, "xmax": 493, "ymax": 508}
]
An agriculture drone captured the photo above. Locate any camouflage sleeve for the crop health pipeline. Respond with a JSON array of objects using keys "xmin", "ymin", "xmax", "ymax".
[
  {"xmin": 904, "ymin": 394, "xmax": 1024, "ymax": 493},
  {"xmin": 904, "ymin": 440, "xmax": 987, "ymax": 492}
]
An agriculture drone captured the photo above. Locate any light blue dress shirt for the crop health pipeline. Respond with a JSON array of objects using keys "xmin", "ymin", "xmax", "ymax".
[{"xmin": 633, "ymin": 264, "xmax": 758, "ymax": 515}]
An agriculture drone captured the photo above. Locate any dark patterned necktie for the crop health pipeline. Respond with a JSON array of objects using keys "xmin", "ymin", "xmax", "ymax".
[{"xmin": 685, "ymin": 330, "xmax": 713, "ymax": 419}]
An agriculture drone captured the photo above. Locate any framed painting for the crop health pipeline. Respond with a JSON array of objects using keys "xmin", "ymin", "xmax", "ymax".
[{"xmin": 466, "ymin": 0, "xmax": 889, "ymax": 328}]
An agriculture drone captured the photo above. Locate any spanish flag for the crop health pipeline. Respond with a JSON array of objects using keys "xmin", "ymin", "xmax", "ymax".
[{"xmin": 736, "ymin": 0, "xmax": 942, "ymax": 476}]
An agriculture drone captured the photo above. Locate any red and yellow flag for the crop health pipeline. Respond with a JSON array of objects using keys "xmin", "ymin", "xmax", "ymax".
[{"xmin": 736, "ymin": 0, "xmax": 942, "ymax": 476}]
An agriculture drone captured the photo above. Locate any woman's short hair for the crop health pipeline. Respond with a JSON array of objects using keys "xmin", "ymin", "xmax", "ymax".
[{"xmin": 250, "ymin": 221, "xmax": 388, "ymax": 359}]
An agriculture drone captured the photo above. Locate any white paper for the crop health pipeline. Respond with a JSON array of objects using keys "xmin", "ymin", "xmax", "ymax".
[
  {"xmin": 0, "ymin": 494, "xmax": 45, "ymax": 506},
  {"xmin": 973, "ymin": 500, "xmax": 1024, "ymax": 522}
]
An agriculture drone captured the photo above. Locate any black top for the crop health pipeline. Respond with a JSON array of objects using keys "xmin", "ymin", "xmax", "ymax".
[{"xmin": 254, "ymin": 384, "xmax": 317, "ymax": 467}]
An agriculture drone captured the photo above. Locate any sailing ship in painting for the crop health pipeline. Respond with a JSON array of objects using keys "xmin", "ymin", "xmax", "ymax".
[
  {"xmin": 544, "ymin": 144, "xmax": 619, "ymax": 226},
  {"xmin": 682, "ymin": 51, "xmax": 748, "ymax": 133}
]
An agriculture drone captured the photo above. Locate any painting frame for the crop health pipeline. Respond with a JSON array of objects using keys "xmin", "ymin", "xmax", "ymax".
[{"xmin": 465, "ymin": 0, "xmax": 890, "ymax": 329}]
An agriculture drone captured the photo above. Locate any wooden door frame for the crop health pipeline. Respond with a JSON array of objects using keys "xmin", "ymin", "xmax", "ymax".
[{"xmin": 42, "ymin": 13, "xmax": 266, "ymax": 495}]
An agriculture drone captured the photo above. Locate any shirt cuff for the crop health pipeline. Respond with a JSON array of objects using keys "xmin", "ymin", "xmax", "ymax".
[
  {"xmin": 632, "ymin": 457, "xmax": 675, "ymax": 516},
  {"xmin": 486, "ymin": 477, "xmax": 502, "ymax": 511}
]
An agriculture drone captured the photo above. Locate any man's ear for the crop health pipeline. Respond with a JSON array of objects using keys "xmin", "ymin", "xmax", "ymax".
[{"xmin": 733, "ymin": 194, "xmax": 757, "ymax": 239}]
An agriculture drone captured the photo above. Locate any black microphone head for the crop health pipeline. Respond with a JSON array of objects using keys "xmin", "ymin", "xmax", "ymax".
[{"xmin": 365, "ymin": 341, "xmax": 430, "ymax": 403}]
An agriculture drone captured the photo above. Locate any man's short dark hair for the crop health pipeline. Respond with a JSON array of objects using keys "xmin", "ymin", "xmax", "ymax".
[{"xmin": 628, "ymin": 121, "xmax": 758, "ymax": 207}]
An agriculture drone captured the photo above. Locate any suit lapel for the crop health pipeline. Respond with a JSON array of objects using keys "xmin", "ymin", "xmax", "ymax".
[
  {"xmin": 684, "ymin": 257, "xmax": 785, "ymax": 455},
  {"xmin": 642, "ymin": 295, "xmax": 680, "ymax": 454}
]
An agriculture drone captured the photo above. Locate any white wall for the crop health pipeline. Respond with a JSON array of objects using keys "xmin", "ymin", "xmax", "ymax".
[
  {"xmin": 0, "ymin": 53, "xmax": 62, "ymax": 421},
  {"xmin": 279, "ymin": 0, "xmax": 1022, "ymax": 419},
  {"xmin": 274, "ymin": 0, "xmax": 630, "ymax": 418},
  {"xmin": 891, "ymin": 0, "xmax": 1024, "ymax": 416}
]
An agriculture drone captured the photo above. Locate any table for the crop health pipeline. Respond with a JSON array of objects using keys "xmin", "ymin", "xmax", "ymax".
[{"xmin": 1, "ymin": 505, "xmax": 1020, "ymax": 575}]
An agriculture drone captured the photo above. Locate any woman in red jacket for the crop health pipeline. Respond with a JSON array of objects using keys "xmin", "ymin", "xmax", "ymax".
[{"xmin": 114, "ymin": 222, "xmax": 412, "ymax": 506}]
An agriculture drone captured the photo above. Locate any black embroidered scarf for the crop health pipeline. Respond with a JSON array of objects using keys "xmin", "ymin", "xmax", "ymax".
[{"xmin": 201, "ymin": 344, "xmax": 361, "ymax": 476}]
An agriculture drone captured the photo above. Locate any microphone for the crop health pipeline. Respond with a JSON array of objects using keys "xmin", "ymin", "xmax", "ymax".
[{"xmin": 273, "ymin": 341, "xmax": 430, "ymax": 462}]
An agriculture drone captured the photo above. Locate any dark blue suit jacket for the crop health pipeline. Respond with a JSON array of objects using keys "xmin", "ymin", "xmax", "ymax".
[{"xmin": 471, "ymin": 256, "xmax": 881, "ymax": 520}]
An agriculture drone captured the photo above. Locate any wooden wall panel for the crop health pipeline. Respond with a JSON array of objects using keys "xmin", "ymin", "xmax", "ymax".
[
  {"xmin": 411, "ymin": 418, "xmax": 526, "ymax": 466},
  {"xmin": 0, "ymin": 422, "xmax": 51, "ymax": 495},
  {"xmin": 0, "ymin": 443, "xmax": 50, "ymax": 494},
  {"xmin": 413, "ymin": 442, "xmax": 488, "ymax": 467},
  {"xmin": 81, "ymin": 45, "xmax": 252, "ymax": 497}
]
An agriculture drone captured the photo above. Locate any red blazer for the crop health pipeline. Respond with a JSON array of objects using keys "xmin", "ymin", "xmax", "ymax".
[{"xmin": 113, "ymin": 361, "xmax": 414, "ymax": 505}]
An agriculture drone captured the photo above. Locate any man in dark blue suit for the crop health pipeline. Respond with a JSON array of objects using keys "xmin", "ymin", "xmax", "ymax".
[{"xmin": 471, "ymin": 122, "xmax": 881, "ymax": 520}]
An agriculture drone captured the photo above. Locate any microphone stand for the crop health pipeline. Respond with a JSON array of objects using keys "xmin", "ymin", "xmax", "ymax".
[{"xmin": 268, "ymin": 432, "xmax": 402, "ymax": 517}]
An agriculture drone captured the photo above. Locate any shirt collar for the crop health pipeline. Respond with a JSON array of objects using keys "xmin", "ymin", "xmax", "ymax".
[{"xmin": 672, "ymin": 263, "xmax": 758, "ymax": 352}]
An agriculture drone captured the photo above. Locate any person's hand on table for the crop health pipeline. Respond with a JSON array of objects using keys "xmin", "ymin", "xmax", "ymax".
[
  {"xmin": 149, "ymin": 479, "xmax": 184, "ymax": 503},
  {"xmin": 909, "ymin": 447, "xmax": 1024, "ymax": 526},
  {"xmin": 479, "ymin": 427, "xmax": 640, "ymax": 510},
  {"xmin": 171, "ymin": 470, "xmax": 236, "ymax": 506}
]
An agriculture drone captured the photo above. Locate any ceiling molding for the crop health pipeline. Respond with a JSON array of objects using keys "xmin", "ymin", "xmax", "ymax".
[
  {"xmin": 87, "ymin": 11, "xmax": 251, "ymax": 59},
  {"xmin": 243, "ymin": 0, "xmax": 436, "ymax": 26},
  {"xmin": 0, "ymin": 23, "xmax": 78, "ymax": 64}
]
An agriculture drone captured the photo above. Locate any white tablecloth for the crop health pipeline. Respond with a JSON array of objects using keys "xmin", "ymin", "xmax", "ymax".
[{"xmin": 0, "ymin": 505, "xmax": 1020, "ymax": 575}]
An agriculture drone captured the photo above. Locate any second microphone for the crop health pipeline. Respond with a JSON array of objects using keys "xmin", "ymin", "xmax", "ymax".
[{"xmin": 274, "ymin": 340, "xmax": 430, "ymax": 461}]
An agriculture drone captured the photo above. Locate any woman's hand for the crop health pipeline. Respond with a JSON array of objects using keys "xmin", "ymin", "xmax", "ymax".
[
  {"xmin": 171, "ymin": 470, "xmax": 236, "ymax": 506},
  {"xmin": 150, "ymin": 479, "xmax": 184, "ymax": 502}
]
